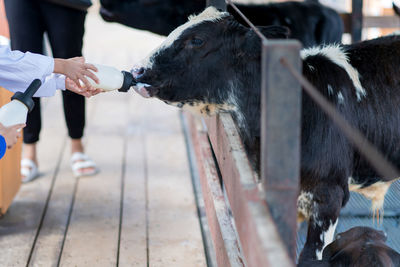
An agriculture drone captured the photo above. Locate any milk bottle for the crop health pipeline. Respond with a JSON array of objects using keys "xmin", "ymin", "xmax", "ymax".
[
  {"xmin": 0, "ymin": 79, "xmax": 42, "ymax": 127},
  {"xmin": 87, "ymin": 64, "xmax": 136, "ymax": 92}
]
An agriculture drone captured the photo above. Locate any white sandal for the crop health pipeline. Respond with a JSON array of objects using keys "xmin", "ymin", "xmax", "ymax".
[
  {"xmin": 70, "ymin": 152, "xmax": 99, "ymax": 177},
  {"xmin": 21, "ymin": 159, "xmax": 40, "ymax": 183}
]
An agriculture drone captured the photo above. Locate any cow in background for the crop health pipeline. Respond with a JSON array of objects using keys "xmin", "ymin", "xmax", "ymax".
[
  {"xmin": 227, "ymin": 0, "xmax": 343, "ymax": 48},
  {"xmin": 99, "ymin": 0, "xmax": 204, "ymax": 36},
  {"xmin": 131, "ymin": 7, "xmax": 400, "ymax": 262},
  {"xmin": 100, "ymin": 0, "xmax": 343, "ymax": 47}
]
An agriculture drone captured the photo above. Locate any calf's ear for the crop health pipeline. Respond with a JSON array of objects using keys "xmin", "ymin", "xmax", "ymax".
[{"xmin": 242, "ymin": 26, "xmax": 290, "ymax": 58}]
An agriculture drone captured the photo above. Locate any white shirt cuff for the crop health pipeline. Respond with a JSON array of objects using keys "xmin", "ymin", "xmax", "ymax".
[
  {"xmin": 32, "ymin": 74, "xmax": 65, "ymax": 97},
  {"xmin": 55, "ymin": 74, "xmax": 66, "ymax": 91}
]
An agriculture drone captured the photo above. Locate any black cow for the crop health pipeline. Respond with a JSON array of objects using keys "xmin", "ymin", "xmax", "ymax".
[
  {"xmin": 299, "ymin": 227, "xmax": 400, "ymax": 267},
  {"xmin": 100, "ymin": 0, "xmax": 343, "ymax": 47},
  {"xmin": 132, "ymin": 7, "xmax": 400, "ymax": 261},
  {"xmin": 227, "ymin": 1, "xmax": 343, "ymax": 48},
  {"xmin": 100, "ymin": 0, "xmax": 205, "ymax": 36}
]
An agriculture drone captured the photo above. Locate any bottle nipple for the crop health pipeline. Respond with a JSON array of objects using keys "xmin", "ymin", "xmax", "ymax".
[{"xmin": 118, "ymin": 71, "xmax": 137, "ymax": 92}]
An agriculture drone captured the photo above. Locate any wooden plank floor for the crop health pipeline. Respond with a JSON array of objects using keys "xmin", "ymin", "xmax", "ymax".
[{"xmin": 0, "ymin": 3, "xmax": 207, "ymax": 266}]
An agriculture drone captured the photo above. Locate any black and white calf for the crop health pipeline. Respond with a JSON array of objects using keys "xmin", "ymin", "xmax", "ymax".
[
  {"xmin": 132, "ymin": 7, "xmax": 400, "ymax": 262},
  {"xmin": 100, "ymin": 0, "xmax": 343, "ymax": 47},
  {"xmin": 299, "ymin": 227, "xmax": 400, "ymax": 266}
]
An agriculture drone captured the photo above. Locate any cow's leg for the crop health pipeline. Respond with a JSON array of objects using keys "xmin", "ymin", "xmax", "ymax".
[{"xmin": 298, "ymin": 182, "xmax": 348, "ymax": 262}]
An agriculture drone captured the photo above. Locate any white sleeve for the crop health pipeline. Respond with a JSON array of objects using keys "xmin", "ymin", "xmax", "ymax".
[
  {"xmin": 34, "ymin": 74, "xmax": 66, "ymax": 97},
  {"xmin": 0, "ymin": 45, "xmax": 62, "ymax": 97}
]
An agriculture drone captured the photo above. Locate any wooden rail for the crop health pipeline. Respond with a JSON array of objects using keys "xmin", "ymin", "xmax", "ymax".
[
  {"xmin": 205, "ymin": 114, "xmax": 294, "ymax": 267},
  {"xmin": 186, "ymin": 114, "xmax": 244, "ymax": 267},
  {"xmin": 186, "ymin": 113, "xmax": 294, "ymax": 267},
  {"xmin": 341, "ymin": 14, "xmax": 400, "ymax": 33}
]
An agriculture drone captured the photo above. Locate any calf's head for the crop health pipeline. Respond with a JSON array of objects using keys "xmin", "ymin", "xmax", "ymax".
[
  {"xmin": 322, "ymin": 227, "xmax": 400, "ymax": 267},
  {"xmin": 133, "ymin": 7, "xmax": 289, "ymax": 116}
]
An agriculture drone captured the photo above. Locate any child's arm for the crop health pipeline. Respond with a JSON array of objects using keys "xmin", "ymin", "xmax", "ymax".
[{"xmin": 0, "ymin": 45, "xmax": 99, "ymax": 97}]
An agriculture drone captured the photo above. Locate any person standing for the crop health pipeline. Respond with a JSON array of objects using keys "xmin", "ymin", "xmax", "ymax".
[{"xmin": 5, "ymin": 0, "xmax": 98, "ymax": 182}]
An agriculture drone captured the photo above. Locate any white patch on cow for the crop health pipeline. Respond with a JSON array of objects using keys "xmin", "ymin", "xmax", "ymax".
[
  {"xmin": 316, "ymin": 249, "xmax": 323, "ymax": 259},
  {"xmin": 327, "ymin": 84, "xmax": 333, "ymax": 95},
  {"xmin": 301, "ymin": 45, "xmax": 366, "ymax": 101},
  {"xmin": 226, "ymin": 81, "xmax": 246, "ymax": 129},
  {"xmin": 140, "ymin": 7, "xmax": 229, "ymax": 69},
  {"xmin": 348, "ymin": 176, "xmax": 356, "ymax": 185},
  {"xmin": 316, "ymin": 219, "xmax": 338, "ymax": 260},
  {"xmin": 337, "ymin": 92, "xmax": 344, "ymax": 104},
  {"xmin": 297, "ymin": 191, "xmax": 314, "ymax": 222}
]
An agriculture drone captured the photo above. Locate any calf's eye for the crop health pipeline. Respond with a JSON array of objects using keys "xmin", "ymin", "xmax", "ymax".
[{"xmin": 190, "ymin": 38, "xmax": 204, "ymax": 47}]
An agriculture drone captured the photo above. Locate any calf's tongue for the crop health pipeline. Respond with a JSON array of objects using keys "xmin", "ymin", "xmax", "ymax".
[{"xmin": 134, "ymin": 83, "xmax": 151, "ymax": 98}]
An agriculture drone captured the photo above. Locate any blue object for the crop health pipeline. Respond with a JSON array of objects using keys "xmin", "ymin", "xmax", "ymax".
[{"xmin": 0, "ymin": 135, "xmax": 6, "ymax": 159}]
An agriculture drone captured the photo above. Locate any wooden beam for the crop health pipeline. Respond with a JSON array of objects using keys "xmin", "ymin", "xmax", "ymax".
[
  {"xmin": 118, "ymin": 136, "xmax": 147, "ymax": 266},
  {"xmin": 145, "ymin": 104, "xmax": 207, "ymax": 266},
  {"xmin": 341, "ymin": 14, "xmax": 400, "ymax": 34},
  {"xmin": 363, "ymin": 15, "xmax": 400, "ymax": 29},
  {"xmin": 0, "ymin": 94, "xmax": 67, "ymax": 266},
  {"xmin": 187, "ymin": 114, "xmax": 244, "ymax": 267},
  {"xmin": 205, "ymin": 114, "xmax": 294, "ymax": 267},
  {"xmin": 58, "ymin": 93, "xmax": 133, "ymax": 266}
]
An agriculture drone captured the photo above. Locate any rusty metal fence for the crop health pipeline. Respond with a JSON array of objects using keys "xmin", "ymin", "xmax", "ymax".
[{"xmin": 200, "ymin": 0, "xmax": 400, "ymax": 265}]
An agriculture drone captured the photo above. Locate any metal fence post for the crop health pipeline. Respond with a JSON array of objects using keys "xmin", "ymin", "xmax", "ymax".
[
  {"xmin": 261, "ymin": 40, "xmax": 302, "ymax": 261},
  {"xmin": 351, "ymin": 0, "xmax": 363, "ymax": 42},
  {"xmin": 206, "ymin": 0, "xmax": 226, "ymax": 10}
]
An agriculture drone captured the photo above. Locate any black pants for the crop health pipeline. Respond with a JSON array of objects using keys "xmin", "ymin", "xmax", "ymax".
[{"xmin": 5, "ymin": 0, "xmax": 87, "ymax": 143}]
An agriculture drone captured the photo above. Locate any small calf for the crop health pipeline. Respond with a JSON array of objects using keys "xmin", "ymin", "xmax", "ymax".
[
  {"xmin": 132, "ymin": 7, "xmax": 400, "ymax": 262},
  {"xmin": 299, "ymin": 227, "xmax": 400, "ymax": 267}
]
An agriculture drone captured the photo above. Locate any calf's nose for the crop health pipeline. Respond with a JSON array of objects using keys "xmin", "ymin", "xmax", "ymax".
[{"xmin": 131, "ymin": 67, "xmax": 145, "ymax": 79}]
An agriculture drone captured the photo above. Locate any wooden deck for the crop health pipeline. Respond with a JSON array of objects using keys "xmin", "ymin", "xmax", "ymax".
[{"xmin": 0, "ymin": 5, "xmax": 207, "ymax": 267}]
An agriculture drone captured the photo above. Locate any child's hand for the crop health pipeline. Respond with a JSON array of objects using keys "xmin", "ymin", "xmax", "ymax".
[
  {"xmin": 54, "ymin": 57, "xmax": 99, "ymax": 89},
  {"xmin": 0, "ymin": 123, "xmax": 25, "ymax": 148},
  {"xmin": 65, "ymin": 77, "xmax": 104, "ymax": 98}
]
